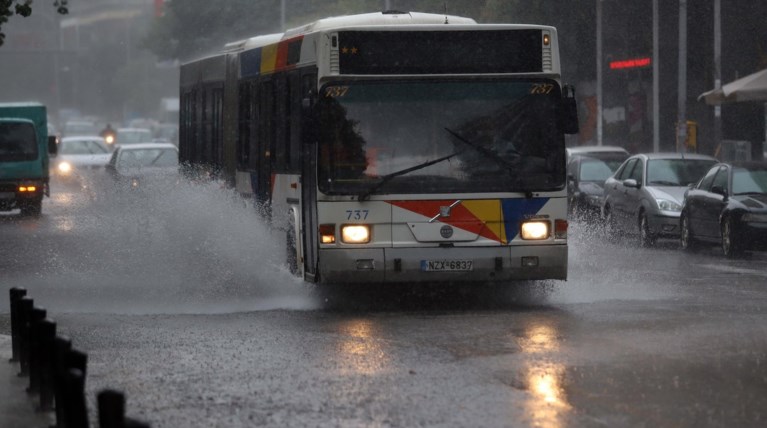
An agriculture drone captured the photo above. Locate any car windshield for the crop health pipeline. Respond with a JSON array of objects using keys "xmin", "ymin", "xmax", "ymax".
[
  {"xmin": 117, "ymin": 148, "xmax": 178, "ymax": 169},
  {"xmin": 60, "ymin": 140, "xmax": 108, "ymax": 155},
  {"xmin": 0, "ymin": 122, "xmax": 38, "ymax": 161},
  {"xmin": 579, "ymin": 157, "xmax": 625, "ymax": 182},
  {"xmin": 732, "ymin": 166, "xmax": 767, "ymax": 194},
  {"xmin": 646, "ymin": 159, "xmax": 717, "ymax": 186},
  {"xmin": 317, "ymin": 79, "xmax": 566, "ymax": 195},
  {"xmin": 117, "ymin": 130, "xmax": 153, "ymax": 145}
]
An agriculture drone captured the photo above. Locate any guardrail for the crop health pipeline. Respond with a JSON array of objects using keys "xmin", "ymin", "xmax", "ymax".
[{"xmin": 8, "ymin": 287, "xmax": 150, "ymax": 428}]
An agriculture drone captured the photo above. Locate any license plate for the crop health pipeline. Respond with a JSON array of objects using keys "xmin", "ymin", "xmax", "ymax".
[
  {"xmin": 421, "ymin": 259, "xmax": 473, "ymax": 272},
  {"xmin": 0, "ymin": 192, "xmax": 14, "ymax": 199}
]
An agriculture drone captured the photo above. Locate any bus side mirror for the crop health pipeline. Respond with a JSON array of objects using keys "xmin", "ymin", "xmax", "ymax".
[
  {"xmin": 559, "ymin": 84, "xmax": 579, "ymax": 135},
  {"xmin": 47, "ymin": 135, "xmax": 58, "ymax": 156}
]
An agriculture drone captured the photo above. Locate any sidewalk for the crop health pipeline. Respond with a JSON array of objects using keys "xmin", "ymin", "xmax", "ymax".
[{"xmin": 0, "ymin": 335, "xmax": 53, "ymax": 428}]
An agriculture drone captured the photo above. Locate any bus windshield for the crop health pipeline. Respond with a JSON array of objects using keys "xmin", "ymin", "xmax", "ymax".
[{"xmin": 317, "ymin": 79, "xmax": 566, "ymax": 196}]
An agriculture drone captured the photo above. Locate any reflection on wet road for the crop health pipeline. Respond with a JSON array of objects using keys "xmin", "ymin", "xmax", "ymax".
[{"xmin": 518, "ymin": 322, "xmax": 570, "ymax": 428}]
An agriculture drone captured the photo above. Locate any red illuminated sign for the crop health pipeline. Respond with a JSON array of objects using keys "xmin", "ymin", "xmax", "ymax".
[{"xmin": 609, "ymin": 57, "xmax": 651, "ymax": 70}]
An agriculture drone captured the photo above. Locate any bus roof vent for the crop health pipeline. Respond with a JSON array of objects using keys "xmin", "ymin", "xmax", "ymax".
[{"xmin": 382, "ymin": 10, "xmax": 408, "ymax": 14}]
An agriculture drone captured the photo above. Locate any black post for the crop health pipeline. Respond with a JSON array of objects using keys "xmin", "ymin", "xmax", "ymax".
[
  {"xmin": 52, "ymin": 335, "xmax": 72, "ymax": 428},
  {"xmin": 124, "ymin": 418, "xmax": 151, "ymax": 428},
  {"xmin": 17, "ymin": 297, "xmax": 34, "ymax": 377},
  {"xmin": 97, "ymin": 389, "xmax": 125, "ymax": 428},
  {"xmin": 8, "ymin": 287, "xmax": 27, "ymax": 362},
  {"xmin": 26, "ymin": 306, "xmax": 47, "ymax": 392},
  {"xmin": 38, "ymin": 318, "xmax": 57, "ymax": 411},
  {"xmin": 63, "ymin": 368, "xmax": 89, "ymax": 428}
]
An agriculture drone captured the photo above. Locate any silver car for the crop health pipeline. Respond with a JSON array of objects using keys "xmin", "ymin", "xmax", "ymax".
[{"xmin": 602, "ymin": 152, "xmax": 717, "ymax": 246}]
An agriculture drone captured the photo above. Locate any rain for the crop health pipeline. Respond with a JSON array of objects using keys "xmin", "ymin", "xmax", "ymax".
[{"xmin": 2, "ymin": 1, "xmax": 767, "ymax": 427}]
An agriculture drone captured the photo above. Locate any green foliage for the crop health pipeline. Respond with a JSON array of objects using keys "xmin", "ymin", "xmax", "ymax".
[{"xmin": 0, "ymin": 0, "xmax": 68, "ymax": 46}]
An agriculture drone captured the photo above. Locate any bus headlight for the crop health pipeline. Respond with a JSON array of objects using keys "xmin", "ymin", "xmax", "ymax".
[
  {"xmin": 341, "ymin": 224, "xmax": 371, "ymax": 244},
  {"xmin": 58, "ymin": 161, "xmax": 72, "ymax": 175},
  {"xmin": 520, "ymin": 220, "xmax": 550, "ymax": 240}
]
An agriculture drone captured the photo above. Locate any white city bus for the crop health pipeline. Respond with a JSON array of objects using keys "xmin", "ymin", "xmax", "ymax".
[{"xmin": 179, "ymin": 11, "xmax": 579, "ymax": 285}]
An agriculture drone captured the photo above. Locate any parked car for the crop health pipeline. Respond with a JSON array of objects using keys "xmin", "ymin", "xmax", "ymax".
[
  {"xmin": 602, "ymin": 152, "xmax": 717, "ymax": 246},
  {"xmin": 53, "ymin": 136, "xmax": 112, "ymax": 181},
  {"xmin": 680, "ymin": 161, "xmax": 767, "ymax": 257},
  {"xmin": 105, "ymin": 143, "xmax": 179, "ymax": 191},
  {"xmin": 566, "ymin": 145, "xmax": 629, "ymax": 162},
  {"xmin": 115, "ymin": 127, "xmax": 153, "ymax": 145},
  {"xmin": 567, "ymin": 152, "xmax": 629, "ymax": 220}
]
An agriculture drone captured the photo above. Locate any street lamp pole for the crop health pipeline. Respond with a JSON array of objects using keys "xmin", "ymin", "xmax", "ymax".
[
  {"xmin": 713, "ymin": 0, "xmax": 722, "ymax": 152},
  {"xmin": 596, "ymin": 0, "xmax": 603, "ymax": 146},
  {"xmin": 676, "ymin": 0, "xmax": 688, "ymax": 152},
  {"xmin": 652, "ymin": 0, "xmax": 659, "ymax": 152}
]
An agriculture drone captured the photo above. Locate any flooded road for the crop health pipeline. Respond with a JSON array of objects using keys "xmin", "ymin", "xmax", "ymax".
[{"xmin": 2, "ymin": 178, "xmax": 766, "ymax": 427}]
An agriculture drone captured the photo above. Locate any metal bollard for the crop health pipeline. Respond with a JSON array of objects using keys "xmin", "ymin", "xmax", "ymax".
[
  {"xmin": 17, "ymin": 297, "xmax": 34, "ymax": 376},
  {"xmin": 8, "ymin": 287, "xmax": 27, "ymax": 362},
  {"xmin": 52, "ymin": 335, "xmax": 72, "ymax": 428},
  {"xmin": 124, "ymin": 417, "xmax": 151, "ymax": 428},
  {"xmin": 25, "ymin": 306, "xmax": 47, "ymax": 390},
  {"xmin": 97, "ymin": 389, "xmax": 125, "ymax": 428},
  {"xmin": 37, "ymin": 318, "xmax": 56, "ymax": 411},
  {"xmin": 63, "ymin": 368, "xmax": 89, "ymax": 428},
  {"xmin": 98, "ymin": 390, "xmax": 151, "ymax": 428}
]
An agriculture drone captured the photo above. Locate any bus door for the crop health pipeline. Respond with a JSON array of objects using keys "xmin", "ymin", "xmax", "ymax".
[
  {"xmin": 299, "ymin": 72, "xmax": 318, "ymax": 281},
  {"xmin": 257, "ymin": 80, "xmax": 275, "ymax": 205}
]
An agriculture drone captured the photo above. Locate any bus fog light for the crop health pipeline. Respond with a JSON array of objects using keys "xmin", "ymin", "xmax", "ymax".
[
  {"xmin": 356, "ymin": 259, "xmax": 375, "ymax": 270},
  {"xmin": 341, "ymin": 224, "xmax": 370, "ymax": 244},
  {"xmin": 555, "ymin": 219, "xmax": 568, "ymax": 239},
  {"xmin": 319, "ymin": 224, "xmax": 336, "ymax": 244},
  {"xmin": 520, "ymin": 221, "xmax": 549, "ymax": 240},
  {"xmin": 521, "ymin": 256, "xmax": 539, "ymax": 267}
]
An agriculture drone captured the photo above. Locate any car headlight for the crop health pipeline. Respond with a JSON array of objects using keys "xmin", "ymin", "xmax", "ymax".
[
  {"xmin": 57, "ymin": 161, "xmax": 72, "ymax": 174},
  {"xmin": 742, "ymin": 213, "xmax": 767, "ymax": 223},
  {"xmin": 520, "ymin": 220, "xmax": 550, "ymax": 240},
  {"xmin": 587, "ymin": 194, "xmax": 602, "ymax": 203},
  {"xmin": 656, "ymin": 198, "xmax": 682, "ymax": 212},
  {"xmin": 341, "ymin": 224, "xmax": 371, "ymax": 244},
  {"xmin": 105, "ymin": 135, "xmax": 115, "ymax": 144}
]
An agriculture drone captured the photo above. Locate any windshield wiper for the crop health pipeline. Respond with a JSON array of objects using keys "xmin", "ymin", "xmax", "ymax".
[
  {"xmin": 443, "ymin": 127, "xmax": 518, "ymax": 172},
  {"xmin": 357, "ymin": 150, "xmax": 464, "ymax": 201}
]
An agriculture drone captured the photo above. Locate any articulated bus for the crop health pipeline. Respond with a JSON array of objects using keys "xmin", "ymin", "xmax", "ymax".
[{"xmin": 179, "ymin": 11, "xmax": 579, "ymax": 285}]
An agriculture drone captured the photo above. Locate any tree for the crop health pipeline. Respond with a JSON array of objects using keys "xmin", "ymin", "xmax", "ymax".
[{"xmin": 0, "ymin": 0, "xmax": 68, "ymax": 46}]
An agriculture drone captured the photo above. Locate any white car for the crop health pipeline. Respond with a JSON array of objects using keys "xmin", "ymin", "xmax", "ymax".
[
  {"xmin": 106, "ymin": 142, "xmax": 180, "ymax": 191},
  {"xmin": 53, "ymin": 136, "xmax": 112, "ymax": 179}
]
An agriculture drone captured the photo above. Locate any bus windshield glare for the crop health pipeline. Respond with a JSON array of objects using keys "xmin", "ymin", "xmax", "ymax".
[{"xmin": 318, "ymin": 79, "xmax": 566, "ymax": 196}]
